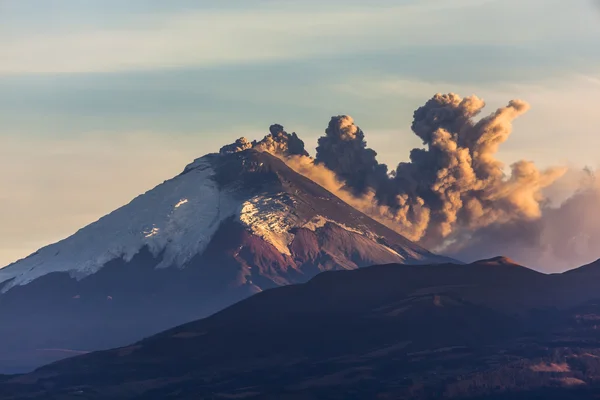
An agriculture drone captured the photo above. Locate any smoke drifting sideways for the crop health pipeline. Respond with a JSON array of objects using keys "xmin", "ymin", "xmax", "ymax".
[
  {"xmin": 220, "ymin": 93, "xmax": 600, "ymax": 272},
  {"xmin": 447, "ymin": 169, "xmax": 600, "ymax": 272}
]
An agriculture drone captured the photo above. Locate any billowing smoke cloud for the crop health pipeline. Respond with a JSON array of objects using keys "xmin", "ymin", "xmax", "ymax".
[
  {"xmin": 219, "ymin": 137, "xmax": 253, "ymax": 155},
  {"xmin": 315, "ymin": 94, "xmax": 565, "ymax": 247},
  {"xmin": 220, "ymin": 93, "xmax": 600, "ymax": 271},
  {"xmin": 444, "ymin": 172, "xmax": 600, "ymax": 272},
  {"xmin": 315, "ymin": 116, "xmax": 388, "ymax": 195},
  {"xmin": 256, "ymin": 124, "xmax": 309, "ymax": 157},
  {"xmin": 220, "ymin": 124, "xmax": 308, "ymax": 157}
]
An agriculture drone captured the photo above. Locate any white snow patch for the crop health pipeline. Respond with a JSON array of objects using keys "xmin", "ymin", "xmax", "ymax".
[
  {"xmin": 302, "ymin": 215, "xmax": 328, "ymax": 231},
  {"xmin": 238, "ymin": 194, "xmax": 299, "ymax": 255},
  {"xmin": 302, "ymin": 215, "xmax": 364, "ymax": 235},
  {"xmin": 144, "ymin": 227, "xmax": 160, "ymax": 238},
  {"xmin": 174, "ymin": 199, "xmax": 188, "ymax": 208},
  {"xmin": 382, "ymin": 245, "xmax": 403, "ymax": 258},
  {"xmin": 0, "ymin": 157, "xmax": 239, "ymax": 292}
]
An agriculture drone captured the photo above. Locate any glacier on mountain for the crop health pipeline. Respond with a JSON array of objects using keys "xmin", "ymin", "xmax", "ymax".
[
  {"xmin": 238, "ymin": 193, "xmax": 299, "ymax": 255},
  {"xmin": 0, "ymin": 158, "xmax": 240, "ymax": 292}
]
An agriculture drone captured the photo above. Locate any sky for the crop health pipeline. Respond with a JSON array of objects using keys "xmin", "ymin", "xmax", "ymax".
[{"xmin": 1, "ymin": 0, "xmax": 600, "ymax": 268}]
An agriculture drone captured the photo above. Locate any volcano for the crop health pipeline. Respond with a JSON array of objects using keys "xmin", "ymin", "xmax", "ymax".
[{"xmin": 0, "ymin": 149, "xmax": 450, "ymax": 373}]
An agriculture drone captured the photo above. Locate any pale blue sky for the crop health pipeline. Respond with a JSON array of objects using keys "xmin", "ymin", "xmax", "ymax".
[{"xmin": 1, "ymin": 0, "xmax": 599, "ymax": 266}]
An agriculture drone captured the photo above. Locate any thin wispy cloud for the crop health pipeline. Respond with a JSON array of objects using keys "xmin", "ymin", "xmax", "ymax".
[{"xmin": 0, "ymin": 0, "xmax": 590, "ymax": 75}]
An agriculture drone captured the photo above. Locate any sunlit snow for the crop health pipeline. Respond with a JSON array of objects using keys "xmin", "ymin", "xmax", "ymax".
[
  {"xmin": 0, "ymin": 157, "xmax": 240, "ymax": 292},
  {"xmin": 174, "ymin": 199, "xmax": 188, "ymax": 208},
  {"xmin": 143, "ymin": 227, "xmax": 160, "ymax": 238},
  {"xmin": 239, "ymin": 193, "xmax": 299, "ymax": 255}
]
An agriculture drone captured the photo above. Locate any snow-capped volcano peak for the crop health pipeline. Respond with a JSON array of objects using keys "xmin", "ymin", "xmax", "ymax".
[{"xmin": 0, "ymin": 149, "xmax": 446, "ymax": 294}]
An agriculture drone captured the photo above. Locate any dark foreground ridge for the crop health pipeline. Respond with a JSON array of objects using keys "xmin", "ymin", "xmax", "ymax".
[{"xmin": 4, "ymin": 258, "xmax": 600, "ymax": 399}]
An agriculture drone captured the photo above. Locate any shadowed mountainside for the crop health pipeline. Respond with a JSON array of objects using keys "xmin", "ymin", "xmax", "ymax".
[{"xmin": 4, "ymin": 258, "xmax": 600, "ymax": 399}]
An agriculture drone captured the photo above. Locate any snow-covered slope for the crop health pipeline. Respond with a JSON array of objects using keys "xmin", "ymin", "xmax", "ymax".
[
  {"xmin": 238, "ymin": 193, "xmax": 298, "ymax": 255},
  {"xmin": 0, "ymin": 157, "xmax": 239, "ymax": 291}
]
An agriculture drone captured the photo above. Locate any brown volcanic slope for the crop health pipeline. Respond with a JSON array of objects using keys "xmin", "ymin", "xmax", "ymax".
[
  {"xmin": 0, "ymin": 150, "xmax": 451, "ymax": 374},
  {"xmin": 5, "ymin": 258, "xmax": 600, "ymax": 399}
]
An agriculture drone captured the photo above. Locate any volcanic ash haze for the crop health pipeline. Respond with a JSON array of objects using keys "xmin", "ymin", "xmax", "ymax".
[{"xmin": 227, "ymin": 92, "xmax": 599, "ymax": 272}]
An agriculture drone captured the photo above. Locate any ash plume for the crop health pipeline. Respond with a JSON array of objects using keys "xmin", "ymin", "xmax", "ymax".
[
  {"xmin": 221, "ymin": 92, "xmax": 598, "ymax": 271},
  {"xmin": 444, "ymin": 173, "xmax": 600, "ymax": 272},
  {"xmin": 219, "ymin": 137, "xmax": 252, "ymax": 155},
  {"xmin": 391, "ymin": 94, "xmax": 565, "ymax": 245},
  {"xmin": 220, "ymin": 124, "xmax": 308, "ymax": 157},
  {"xmin": 312, "ymin": 94, "xmax": 564, "ymax": 246},
  {"xmin": 315, "ymin": 116, "xmax": 388, "ymax": 195}
]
